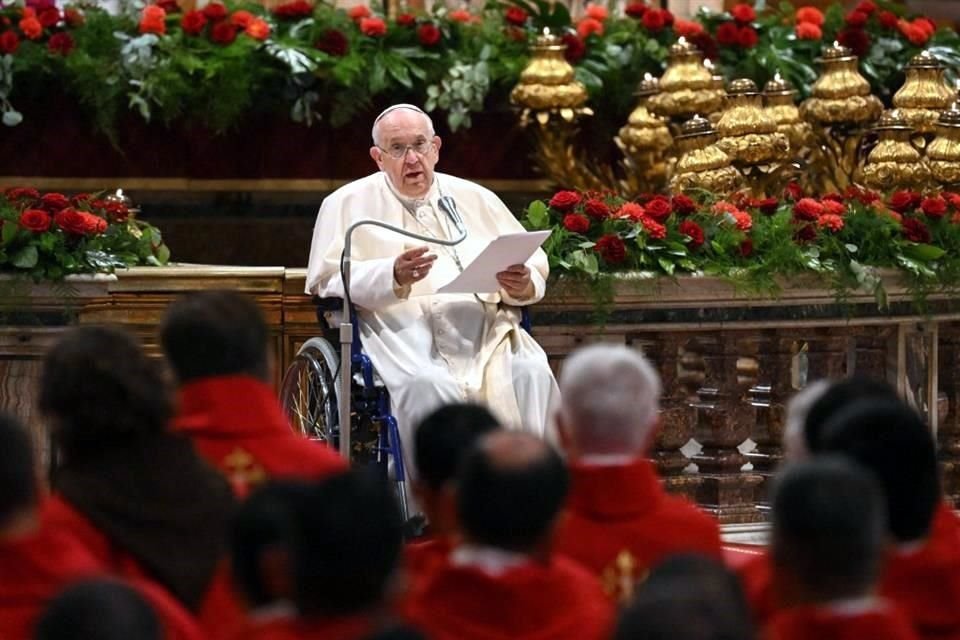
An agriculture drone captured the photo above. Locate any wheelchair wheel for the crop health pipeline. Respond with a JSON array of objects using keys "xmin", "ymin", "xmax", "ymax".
[{"xmin": 280, "ymin": 337, "xmax": 340, "ymax": 445}]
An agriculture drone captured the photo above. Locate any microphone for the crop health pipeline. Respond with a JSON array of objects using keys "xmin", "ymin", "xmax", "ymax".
[{"xmin": 438, "ymin": 195, "xmax": 467, "ymax": 237}]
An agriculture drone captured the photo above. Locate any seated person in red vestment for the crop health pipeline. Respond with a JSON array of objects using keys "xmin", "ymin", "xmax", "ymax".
[
  {"xmin": 737, "ymin": 377, "xmax": 901, "ymax": 624},
  {"xmin": 35, "ymin": 579, "xmax": 162, "ymax": 640},
  {"xmin": 405, "ymin": 431, "xmax": 615, "ymax": 640},
  {"xmin": 613, "ymin": 555, "xmax": 755, "ymax": 640},
  {"xmin": 38, "ymin": 325, "xmax": 242, "ymax": 640},
  {"xmin": 819, "ymin": 399, "xmax": 960, "ymax": 640},
  {"xmin": 765, "ymin": 457, "xmax": 918, "ymax": 640},
  {"xmin": 233, "ymin": 469, "xmax": 422, "ymax": 639},
  {"xmin": 405, "ymin": 403, "xmax": 500, "ymax": 594},
  {"xmin": 161, "ymin": 290, "xmax": 346, "ymax": 497},
  {"xmin": 551, "ymin": 344, "xmax": 722, "ymax": 603}
]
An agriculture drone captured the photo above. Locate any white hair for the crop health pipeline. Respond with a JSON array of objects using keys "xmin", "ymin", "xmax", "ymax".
[
  {"xmin": 371, "ymin": 103, "xmax": 435, "ymax": 147},
  {"xmin": 559, "ymin": 344, "xmax": 662, "ymax": 455},
  {"xmin": 783, "ymin": 379, "xmax": 831, "ymax": 462}
]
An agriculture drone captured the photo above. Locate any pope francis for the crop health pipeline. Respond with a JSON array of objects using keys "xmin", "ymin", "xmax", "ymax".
[{"xmin": 305, "ymin": 104, "xmax": 559, "ymax": 483}]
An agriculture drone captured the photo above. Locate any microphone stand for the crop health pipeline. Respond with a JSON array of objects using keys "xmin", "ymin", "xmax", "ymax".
[{"xmin": 339, "ymin": 215, "xmax": 467, "ymax": 460}]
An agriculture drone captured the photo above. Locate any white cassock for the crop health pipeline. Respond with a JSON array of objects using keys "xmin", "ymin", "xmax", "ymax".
[{"xmin": 305, "ymin": 171, "xmax": 559, "ymax": 478}]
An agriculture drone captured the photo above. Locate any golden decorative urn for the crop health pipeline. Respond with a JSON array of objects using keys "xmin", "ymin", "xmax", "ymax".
[
  {"xmin": 764, "ymin": 73, "xmax": 812, "ymax": 152},
  {"xmin": 648, "ymin": 38, "xmax": 725, "ymax": 121},
  {"xmin": 716, "ymin": 78, "xmax": 790, "ymax": 166},
  {"xmin": 861, "ymin": 110, "xmax": 930, "ymax": 191},
  {"xmin": 617, "ymin": 74, "xmax": 673, "ymax": 157},
  {"xmin": 670, "ymin": 115, "xmax": 742, "ymax": 195},
  {"xmin": 927, "ymin": 105, "xmax": 960, "ymax": 187},
  {"xmin": 510, "ymin": 29, "xmax": 592, "ymax": 125},
  {"xmin": 892, "ymin": 51, "xmax": 955, "ymax": 134},
  {"xmin": 800, "ymin": 43, "xmax": 883, "ymax": 125}
]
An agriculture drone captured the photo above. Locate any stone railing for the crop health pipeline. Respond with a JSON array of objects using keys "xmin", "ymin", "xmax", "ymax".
[{"xmin": 2, "ymin": 266, "xmax": 958, "ymax": 523}]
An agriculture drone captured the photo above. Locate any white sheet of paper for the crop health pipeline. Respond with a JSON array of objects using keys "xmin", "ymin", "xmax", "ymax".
[{"xmin": 437, "ymin": 230, "xmax": 552, "ymax": 294}]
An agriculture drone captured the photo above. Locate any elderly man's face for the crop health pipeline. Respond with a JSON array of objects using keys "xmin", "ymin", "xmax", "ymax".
[{"xmin": 370, "ymin": 110, "xmax": 441, "ymax": 199}]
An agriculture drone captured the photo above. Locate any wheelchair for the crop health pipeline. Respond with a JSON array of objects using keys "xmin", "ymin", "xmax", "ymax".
[{"xmin": 279, "ymin": 296, "xmax": 410, "ymax": 520}]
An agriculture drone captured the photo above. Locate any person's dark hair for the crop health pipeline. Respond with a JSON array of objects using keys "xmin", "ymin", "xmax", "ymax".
[
  {"xmin": 34, "ymin": 579, "xmax": 161, "ymax": 640},
  {"xmin": 293, "ymin": 469, "xmax": 403, "ymax": 616},
  {"xmin": 803, "ymin": 377, "xmax": 898, "ymax": 454},
  {"xmin": 819, "ymin": 398, "xmax": 939, "ymax": 543},
  {"xmin": 415, "ymin": 403, "xmax": 499, "ymax": 490},
  {"xmin": 38, "ymin": 326, "xmax": 173, "ymax": 457},
  {"xmin": 771, "ymin": 456, "xmax": 887, "ymax": 602},
  {"xmin": 160, "ymin": 290, "xmax": 269, "ymax": 383},
  {"xmin": 0, "ymin": 412, "xmax": 37, "ymax": 528},
  {"xmin": 614, "ymin": 555, "xmax": 755, "ymax": 640},
  {"xmin": 457, "ymin": 432, "xmax": 569, "ymax": 553},
  {"xmin": 230, "ymin": 481, "xmax": 312, "ymax": 608}
]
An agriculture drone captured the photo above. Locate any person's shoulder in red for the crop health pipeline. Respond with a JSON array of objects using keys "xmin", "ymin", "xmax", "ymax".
[
  {"xmin": 172, "ymin": 375, "xmax": 346, "ymax": 496},
  {"xmin": 766, "ymin": 599, "xmax": 919, "ymax": 640},
  {"xmin": 403, "ymin": 535, "xmax": 454, "ymax": 600},
  {"xmin": 730, "ymin": 546, "xmax": 777, "ymax": 627},
  {"xmin": 881, "ymin": 503, "xmax": 960, "ymax": 639},
  {"xmin": 405, "ymin": 549, "xmax": 614, "ymax": 640},
  {"xmin": 554, "ymin": 458, "xmax": 722, "ymax": 601}
]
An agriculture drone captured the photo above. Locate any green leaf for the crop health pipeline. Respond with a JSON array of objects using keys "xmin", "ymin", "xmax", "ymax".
[
  {"xmin": 1, "ymin": 221, "xmax": 16, "ymax": 244},
  {"xmin": 525, "ymin": 200, "xmax": 549, "ymax": 229},
  {"xmin": 657, "ymin": 257, "xmax": 675, "ymax": 275},
  {"xmin": 11, "ymin": 245, "xmax": 38, "ymax": 269},
  {"xmin": 903, "ymin": 243, "xmax": 946, "ymax": 262}
]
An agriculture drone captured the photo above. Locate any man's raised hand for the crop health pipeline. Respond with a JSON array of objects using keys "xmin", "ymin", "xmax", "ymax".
[{"xmin": 394, "ymin": 246, "xmax": 437, "ymax": 287}]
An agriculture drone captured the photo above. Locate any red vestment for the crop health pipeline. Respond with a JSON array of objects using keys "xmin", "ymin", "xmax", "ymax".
[
  {"xmin": 404, "ymin": 555, "xmax": 615, "ymax": 640},
  {"xmin": 554, "ymin": 459, "xmax": 723, "ymax": 602},
  {"xmin": 232, "ymin": 614, "xmax": 379, "ymax": 640},
  {"xmin": 880, "ymin": 504, "xmax": 960, "ymax": 640},
  {"xmin": 736, "ymin": 550, "xmax": 776, "ymax": 626},
  {"xmin": 766, "ymin": 601, "xmax": 919, "ymax": 640},
  {"xmin": 403, "ymin": 536, "xmax": 454, "ymax": 599},
  {"xmin": 172, "ymin": 375, "xmax": 346, "ymax": 497},
  {"xmin": 0, "ymin": 498, "xmax": 204, "ymax": 640}
]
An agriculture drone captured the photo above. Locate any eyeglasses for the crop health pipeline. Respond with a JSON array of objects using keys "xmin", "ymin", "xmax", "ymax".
[{"xmin": 379, "ymin": 140, "xmax": 434, "ymax": 159}]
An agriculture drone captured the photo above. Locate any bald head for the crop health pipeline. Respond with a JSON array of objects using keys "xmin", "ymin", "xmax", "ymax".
[
  {"xmin": 559, "ymin": 344, "xmax": 662, "ymax": 456},
  {"xmin": 458, "ymin": 432, "xmax": 568, "ymax": 553}
]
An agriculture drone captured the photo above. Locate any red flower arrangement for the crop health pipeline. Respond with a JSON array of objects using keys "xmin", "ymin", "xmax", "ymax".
[{"xmin": 1, "ymin": 188, "xmax": 170, "ymax": 279}]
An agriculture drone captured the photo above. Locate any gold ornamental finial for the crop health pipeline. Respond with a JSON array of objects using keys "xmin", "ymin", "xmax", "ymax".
[
  {"xmin": 511, "ymin": 27, "xmax": 592, "ymax": 125},
  {"xmin": 927, "ymin": 104, "xmax": 960, "ymax": 187},
  {"xmin": 764, "ymin": 73, "xmax": 812, "ymax": 151},
  {"xmin": 716, "ymin": 78, "xmax": 789, "ymax": 166},
  {"xmin": 670, "ymin": 115, "xmax": 742, "ymax": 195},
  {"xmin": 800, "ymin": 42, "xmax": 882, "ymax": 124},
  {"xmin": 648, "ymin": 41, "xmax": 725, "ymax": 121},
  {"xmin": 893, "ymin": 50, "xmax": 955, "ymax": 133},
  {"xmin": 861, "ymin": 109, "xmax": 930, "ymax": 190}
]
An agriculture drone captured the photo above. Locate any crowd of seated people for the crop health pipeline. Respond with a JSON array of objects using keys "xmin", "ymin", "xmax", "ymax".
[{"xmin": 1, "ymin": 288, "xmax": 957, "ymax": 640}]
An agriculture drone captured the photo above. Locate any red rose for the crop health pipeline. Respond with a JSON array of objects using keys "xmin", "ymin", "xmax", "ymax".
[
  {"xmin": 583, "ymin": 198, "xmax": 611, "ymax": 220},
  {"xmin": 732, "ymin": 210, "xmax": 753, "ymax": 231},
  {"xmin": 821, "ymin": 199, "xmax": 845, "ymax": 216},
  {"xmin": 181, "ymin": 11, "xmax": 206, "ymax": 34},
  {"xmin": 616, "ymin": 202, "xmax": 645, "ymax": 221},
  {"xmin": 245, "ymin": 18, "xmax": 270, "ymax": 40},
  {"xmin": 921, "ymin": 196, "xmax": 947, "ymax": 219},
  {"xmin": 102, "ymin": 201, "xmax": 130, "ymax": 222},
  {"xmin": 83, "ymin": 212, "xmax": 108, "ymax": 235},
  {"xmin": 644, "ymin": 196, "xmax": 672, "ymax": 222},
  {"xmin": 672, "ymin": 194, "xmax": 696, "ymax": 216},
  {"xmin": 396, "ymin": 13, "xmax": 415, "ymax": 26},
  {"xmin": 845, "ymin": 10, "xmax": 868, "ymax": 28},
  {"xmin": 796, "ymin": 22, "xmax": 822, "ymax": 40},
  {"xmin": 577, "ymin": 17, "xmax": 604, "ymax": 39},
  {"xmin": 348, "ymin": 5, "xmax": 371, "ymax": 21},
  {"xmin": 740, "ymin": 238, "xmax": 754, "ymax": 257},
  {"xmin": 201, "ymin": 2, "xmax": 228, "ymax": 21},
  {"xmin": 47, "ymin": 31, "xmax": 73, "ymax": 55},
  {"xmin": 845, "ymin": 185, "xmax": 880, "ymax": 205},
  {"xmin": 37, "ymin": 6, "xmax": 59, "ymax": 28},
  {"xmin": 642, "ymin": 8, "xmax": 666, "ymax": 32},
  {"xmin": 561, "ymin": 34, "xmax": 585, "ymax": 63},
  {"xmin": 795, "ymin": 6, "xmax": 824, "ymax": 26},
  {"xmin": 678, "ymin": 220, "xmax": 704, "ymax": 249},
  {"xmin": 417, "ymin": 22, "xmax": 441, "ymax": 46},
  {"xmin": 272, "ymin": 0, "xmax": 313, "ymax": 19},
  {"xmin": 595, "ymin": 234, "xmax": 627, "ymax": 264},
  {"xmin": 837, "ymin": 27, "xmax": 870, "ymax": 56},
  {"xmin": 944, "ymin": 192, "xmax": 960, "ymax": 210},
  {"xmin": 563, "ymin": 213, "xmax": 590, "ymax": 234},
  {"xmin": 139, "ymin": 5, "xmax": 166, "ymax": 34},
  {"xmin": 315, "ymin": 29, "xmax": 348, "ymax": 56},
  {"xmin": 794, "ymin": 224, "xmax": 816, "ymax": 243},
  {"xmin": 877, "ymin": 11, "xmax": 897, "ymax": 29},
  {"xmin": 6, "ymin": 187, "xmax": 39, "ymax": 201},
  {"xmin": 818, "ymin": 213, "xmax": 844, "ymax": 232},
  {"xmin": 716, "ymin": 21, "xmax": 739, "ymax": 46},
  {"xmin": 70, "ymin": 193, "xmax": 90, "ymax": 205},
  {"xmin": 54, "ymin": 208, "xmax": 91, "ymax": 235},
  {"xmin": 41, "ymin": 192, "xmax": 70, "ymax": 212},
  {"xmin": 360, "ymin": 17, "xmax": 386, "ymax": 37},
  {"xmin": 448, "ymin": 9, "xmax": 472, "ymax": 23},
  {"xmin": 505, "ymin": 6, "xmax": 527, "ymax": 25},
  {"xmin": 661, "ymin": 9, "xmax": 674, "ymax": 26},
  {"xmin": 19, "ymin": 209, "xmax": 51, "ymax": 233},
  {"xmin": 751, "ymin": 197, "xmax": 779, "ymax": 214},
  {"xmin": 231, "ymin": 10, "xmax": 254, "ymax": 28},
  {"xmin": 913, "ymin": 18, "xmax": 935, "ymax": 38},
  {"xmin": 822, "ymin": 192, "xmax": 844, "ymax": 202},
  {"xmin": 688, "ymin": 32, "xmax": 718, "ymax": 60},
  {"xmin": 784, "ymin": 182, "xmax": 804, "ymax": 201},
  {"xmin": 156, "ymin": 0, "xmax": 180, "ymax": 13},
  {"xmin": 889, "ymin": 190, "xmax": 921, "ymax": 213},
  {"xmin": 624, "ymin": 3, "xmax": 646, "ymax": 19},
  {"xmin": 641, "ymin": 216, "xmax": 667, "ymax": 240},
  {"xmin": 898, "ymin": 20, "xmax": 929, "ymax": 46},
  {"xmin": 549, "ymin": 190, "xmax": 581, "ymax": 211},
  {"xmin": 210, "ymin": 20, "xmax": 237, "ymax": 44},
  {"xmin": 793, "ymin": 198, "xmax": 824, "ymax": 221},
  {"xmin": 730, "ymin": 4, "xmax": 755, "ymax": 24},
  {"xmin": 902, "ymin": 217, "xmax": 931, "ymax": 243},
  {"xmin": 585, "ymin": 4, "xmax": 608, "ymax": 20},
  {"xmin": 64, "ymin": 7, "xmax": 85, "ymax": 26},
  {"xmin": 855, "ymin": 1, "xmax": 876, "ymax": 15},
  {"xmin": 737, "ymin": 25, "xmax": 758, "ymax": 48},
  {"xmin": 19, "ymin": 16, "xmax": 41, "ymax": 40},
  {"xmin": 0, "ymin": 30, "xmax": 19, "ymax": 54},
  {"xmin": 673, "ymin": 19, "xmax": 703, "ymax": 38}
]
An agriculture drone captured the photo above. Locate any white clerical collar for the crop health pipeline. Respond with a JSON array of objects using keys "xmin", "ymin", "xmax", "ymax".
[
  {"xmin": 451, "ymin": 544, "xmax": 530, "ymax": 576},
  {"xmin": 247, "ymin": 600, "xmax": 296, "ymax": 623},
  {"xmin": 893, "ymin": 538, "xmax": 927, "ymax": 555},
  {"xmin": 578, "ymin": 453, "xmax": 642, "ymax": 467},
  {"xmin": 822, "ymin": 596, "xmax": 887, "ymax": 616},
  {"xmin": 382, "ymin": 173, "xmax": 437, "ymax": 209}
]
